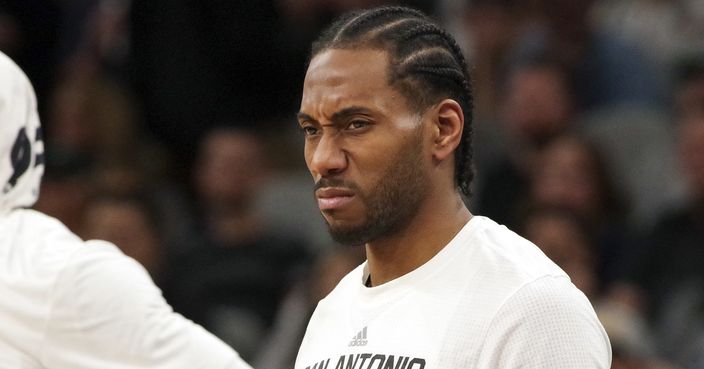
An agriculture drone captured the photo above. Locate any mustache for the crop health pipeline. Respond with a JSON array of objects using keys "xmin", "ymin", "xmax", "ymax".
[{"xmin": 314, "ymin": 178, "xmax": 359, "ymax": 192}]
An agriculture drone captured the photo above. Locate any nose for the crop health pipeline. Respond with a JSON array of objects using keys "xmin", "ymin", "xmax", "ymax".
[{"xmin": 307, "ymin": 132, "xmax": 347, "ymax": 178}]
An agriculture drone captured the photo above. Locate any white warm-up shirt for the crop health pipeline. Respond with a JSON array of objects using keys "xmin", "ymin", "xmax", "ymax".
[
  {"xmin": 295, "ymin": 216, "xmax": 611, "ymax": 369},
  {"xmin": 0, "ymin": 209, "xmax": 252, "ymax": 369}
]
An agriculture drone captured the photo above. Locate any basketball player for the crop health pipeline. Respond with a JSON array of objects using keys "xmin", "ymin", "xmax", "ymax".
[
  {"xmin": 0, "ymin": 51, "xmax": 251, "ymax": 368},
  {"xmin": 294, "ymin": 6, "xmax": 611, "ymax": 368}
]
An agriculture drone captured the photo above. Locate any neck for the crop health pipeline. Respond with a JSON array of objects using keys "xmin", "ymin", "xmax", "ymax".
[{"xmin": 364, "ymin": 190, "xmax": 471, "ymax": 287}]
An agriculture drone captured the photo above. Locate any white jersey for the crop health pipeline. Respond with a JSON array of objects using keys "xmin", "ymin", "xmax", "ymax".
[
  {"xmin": 0, "ymin": 209, "xmax": 252, "ymax": 369},
  {"xmin": 295, "ymin": 216, "xmax": 611, "ymax": 369}
]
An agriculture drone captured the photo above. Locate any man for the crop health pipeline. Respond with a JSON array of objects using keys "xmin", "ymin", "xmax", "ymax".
[
  {"xmin": 294, "ymin": 6, "xmax": 611, "ymax": 369},
  {"xmin": 0, "ymin": 52, "xmax": 251, "ymax": 368}
]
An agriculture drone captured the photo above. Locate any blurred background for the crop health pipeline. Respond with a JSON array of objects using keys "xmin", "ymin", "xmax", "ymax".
[{"xmin": 2, "ymin": 0, "xmax": 703, "ymax": 368}]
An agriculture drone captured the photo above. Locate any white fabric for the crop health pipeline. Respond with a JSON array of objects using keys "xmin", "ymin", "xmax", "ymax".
[
  {"xmin": 295, "ymin": 216, "xmax": 611, "ymax": 369},
  {"xmin": 0, "ymin": 209, "xmax": 252, "ymax": 369},
  {"xmin": 0, "ymin": 52, "xmax": 43, "ymax": 215}
]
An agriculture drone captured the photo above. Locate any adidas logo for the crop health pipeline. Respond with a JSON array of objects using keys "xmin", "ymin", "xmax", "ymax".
[{"xmin": 348, "ymin": 326, "xmax": 368, "ymax": 347}]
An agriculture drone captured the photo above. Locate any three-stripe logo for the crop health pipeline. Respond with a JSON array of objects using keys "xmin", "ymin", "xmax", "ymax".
[{"xmin": 348, "ymin": 326, "xmax": 368, "ymax": 347}]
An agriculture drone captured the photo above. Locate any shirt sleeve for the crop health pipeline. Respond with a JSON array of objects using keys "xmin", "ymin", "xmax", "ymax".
[
  {"xmin": 40, "ymin": 240, "xmax": 252, "ymax": 369},
  {"xmin": 476, "ymin": 276, "xmax": 612, "ymax": 369}
]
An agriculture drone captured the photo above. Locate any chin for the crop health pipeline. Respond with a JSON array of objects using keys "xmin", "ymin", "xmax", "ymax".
[{"xmin": 326, "ymin": 222, "xmax": 370, "ymax": 246}]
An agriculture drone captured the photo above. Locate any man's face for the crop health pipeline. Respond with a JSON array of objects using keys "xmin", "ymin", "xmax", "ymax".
[
  {"xmin": 195, "ymin": 131, "xmax": 263, "ymax": 208},
  {"xmin": 504, "ymin": 66, "xmax": 572, "ymax": 146},
  {"xmin": 298, "ymin": 48, "xmax": 430, "ymax": 245}
]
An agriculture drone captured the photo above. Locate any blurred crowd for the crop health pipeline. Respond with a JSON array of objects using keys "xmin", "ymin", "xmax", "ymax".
[{"xmin": 1, "ymin": 0, "xmax": 704, "ymax": 368}]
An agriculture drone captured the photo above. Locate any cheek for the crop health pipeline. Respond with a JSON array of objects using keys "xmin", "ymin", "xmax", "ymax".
[{"xmin": 303, "ymin": 142, "xmax": 316, "ymax": 175}]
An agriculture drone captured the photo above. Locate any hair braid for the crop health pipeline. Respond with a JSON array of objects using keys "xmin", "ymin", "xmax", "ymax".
[
  {"xmin": 400, "ymin": 23, "xmax": 445, "ymax": 41},
  {"xmin": 409, "ymin": 66, "xmax": 465, "ymax": 85},
  {"xmin": 433, "ymin": 28, "xmax": 475, "ymax": 196},
  {"xmin": 340, "ymin": 6, "xmax": 424, "ymax": 39}
]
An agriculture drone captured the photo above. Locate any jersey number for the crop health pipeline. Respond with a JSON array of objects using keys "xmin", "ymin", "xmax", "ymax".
[{"xmin": 3, "ymin": 127, "xmax": 43, "ymax": 194}]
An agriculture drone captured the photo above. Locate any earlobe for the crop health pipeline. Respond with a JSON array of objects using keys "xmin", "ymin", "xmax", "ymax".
[{"xmin": 432, "ymin": 99, "xmax": 464, "ymax": 161}]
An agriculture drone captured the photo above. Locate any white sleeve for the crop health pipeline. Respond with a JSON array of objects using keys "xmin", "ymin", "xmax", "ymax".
[
  {"xmin": 476, "ymin": 276, "xmax": 612, "ymax": 369},
  {"xmin": 40, "ymin": 240, "xmax": 252, "ymax": 369}
]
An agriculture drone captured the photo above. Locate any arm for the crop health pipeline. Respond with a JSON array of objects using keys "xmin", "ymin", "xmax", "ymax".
[
  {"xmin": 477, "ymin": 276, "xmax": 612, "ymax": 369},
  {"xmin": 40, "ymin": 240, "xmax": 252, "ymax": 369}
]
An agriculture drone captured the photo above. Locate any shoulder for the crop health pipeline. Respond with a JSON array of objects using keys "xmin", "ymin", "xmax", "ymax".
[
  {"xmin": 4, "ymin": 209, "xmax": 81, "ymax": 244},
  {"xmin": 441, "ymin": 217, "xmax": 576, "ymax": 330},
  {"xmin": 51, "ymin": 239, "xmax": 155, "ymax": 315},
  {"xmin": 1, "ymin": 209, "xmax": 122, "ymax": 279},
  {"xmin": 495, "ymin": 276, "xmax": 601, "ymax": 324},
  {"xmin": 477, "ymin": 276, "xmax": 611, "ymax": 368},
  {"xmin": 467, "ymin": 216, "xmax": 567, "ymax": 281}
]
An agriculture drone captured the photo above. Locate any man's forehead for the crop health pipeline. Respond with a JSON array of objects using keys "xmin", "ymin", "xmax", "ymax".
[
  {"xmin": 305, "ymin": 48, "xmax": 390, "ymax": 86},
  {"xmin": 301, "ymin": 48, "xmax": 396, "ymax": 115}
]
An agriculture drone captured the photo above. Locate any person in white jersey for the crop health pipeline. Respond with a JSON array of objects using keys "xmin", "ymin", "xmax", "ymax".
[
  {"xmin": 294, "ymin": 6, "xmax": 611, "ymax": 369},
  {"xmin": 0, "ymin": 52, "xmax": 252, "ymax": 369}
]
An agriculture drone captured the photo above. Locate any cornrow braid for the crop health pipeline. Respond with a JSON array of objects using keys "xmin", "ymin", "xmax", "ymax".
[
  {"xmin": 333, "ymin": 6, "xmax": 424, "ymax": 42},
  {"xmin": 310, "ymin": 6, "xmax": 475, "ymax": 196}
]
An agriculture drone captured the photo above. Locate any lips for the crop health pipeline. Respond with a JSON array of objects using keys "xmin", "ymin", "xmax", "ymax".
[{"xmin": 315, "ymin": 187, "xmax": 355, "ymax": 211}]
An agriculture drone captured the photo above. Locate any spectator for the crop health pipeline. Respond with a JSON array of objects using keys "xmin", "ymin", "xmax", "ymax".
[
  {"xmin": 628, "ymin": 112, "xmax": 704, "ymax": 368},
  {"xmin": 167, "ymin": 127, "xmax": 311, "ymax": 360},
  {"xmin": 615, "ymin": 61, "xmax": 704, "ymax": 368},
  {"xmin": 33, "ymin": 150, "xmax": 96, "ymax": 233},
  {"xmin": 530, "ymin": 134, "xmax": 631, "ymax": 287},
  {"xmin": 593, "ymin": 0, "xmax": 704, "ymax": 85},
  {"xmin": 475, "ymin": 60, "xmax": 574, "ymax": 226},
  {"xmin": 516, "ymin": 0, "xmax": 663, "ymax": 110},
  {"xmin": 461, "ymin": 0, "xmax": 523, "ymax": 121},
  {"xmin": 521, "ymin": 208, "xmax": 598, "ymax": 299}
]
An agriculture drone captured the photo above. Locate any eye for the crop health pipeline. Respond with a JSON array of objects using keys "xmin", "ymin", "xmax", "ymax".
[
  {"xmin": 300, "ymin": 125, "xmax": 319, "ymax": 137},
  {"xmin": 347, "ymin": 120, "xmax": 370, "ymax": 130}
]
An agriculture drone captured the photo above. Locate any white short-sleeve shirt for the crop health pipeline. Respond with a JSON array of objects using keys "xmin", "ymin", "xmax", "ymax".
[
  {"xmin": 0, "ymin": 209, "xmax": 252, "ymax": 369},
  {"xmin": 295, "ymin": 216, "xmax": 611, "ymax": 369}
]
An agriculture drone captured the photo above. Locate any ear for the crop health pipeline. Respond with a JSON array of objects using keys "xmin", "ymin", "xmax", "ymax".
[{"xmin": 430, "ymin": 99, "xmax": 464, "ymax": 162}]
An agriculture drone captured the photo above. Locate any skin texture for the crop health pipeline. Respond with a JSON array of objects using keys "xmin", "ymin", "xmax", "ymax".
[{"xmin": 298, "ymin": 48, "xmax": 471, "ymax": 286}]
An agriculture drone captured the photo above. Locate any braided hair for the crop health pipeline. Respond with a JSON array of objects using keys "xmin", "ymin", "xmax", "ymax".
[{"xmin": 310, "ymin": 6, "xmax": 475, "ymax": 196}]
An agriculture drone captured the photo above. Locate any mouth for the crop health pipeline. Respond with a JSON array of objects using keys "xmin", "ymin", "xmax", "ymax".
[{"xmin": 315, "ymin": 187, "xmax": 355, "ymax": 211}]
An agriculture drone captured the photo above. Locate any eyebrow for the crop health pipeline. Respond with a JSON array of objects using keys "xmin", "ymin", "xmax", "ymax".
[{"xmin": 297, "ymin": 106, "xmax": 374, "ymax": 125}]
